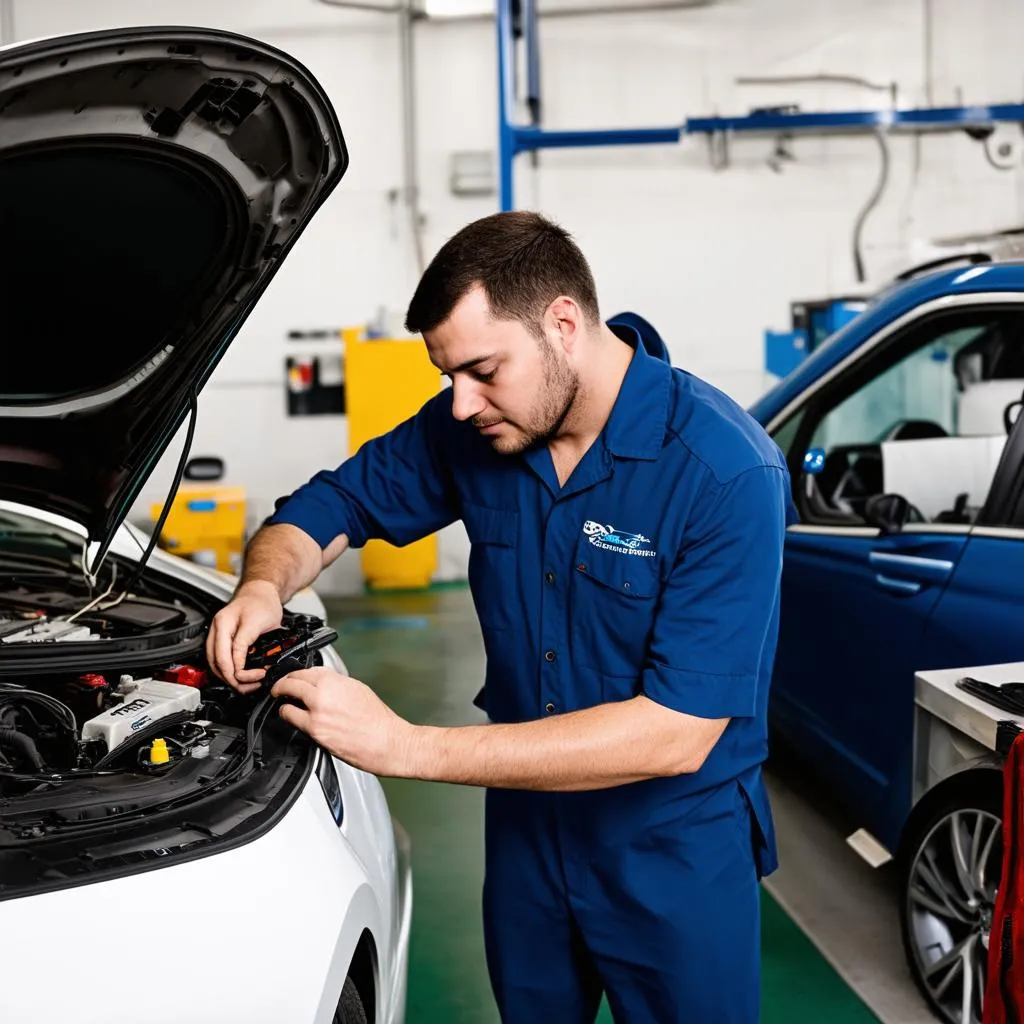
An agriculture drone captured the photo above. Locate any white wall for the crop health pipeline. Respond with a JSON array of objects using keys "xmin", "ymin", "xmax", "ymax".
[
  {"xmin": 8, "ymin": 0, "xmax": 1024, "ymax": 593},
  {"xmin": 415, "ymin": 0, "xmax": 1024, "ymax": 404}
]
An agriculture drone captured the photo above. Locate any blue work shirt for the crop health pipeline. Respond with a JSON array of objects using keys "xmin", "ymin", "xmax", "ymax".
[{"xmin": 270, "ymin": 314, "xmax": 795, "ymax": 877}]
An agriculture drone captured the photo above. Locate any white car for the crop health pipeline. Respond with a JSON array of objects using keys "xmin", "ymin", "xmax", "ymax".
[{"xmin": 0, "ymin": 27, "xmax": 410, "ymax": 1024}]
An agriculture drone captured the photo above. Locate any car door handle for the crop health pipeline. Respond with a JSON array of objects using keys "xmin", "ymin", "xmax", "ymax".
[
  {"xmin": 868, "ymin": 551, "xmax": 954, "ymax": 585},
  {"xmin": 874, "ymin": 572, "xmax": 922, "ymax": 595}
]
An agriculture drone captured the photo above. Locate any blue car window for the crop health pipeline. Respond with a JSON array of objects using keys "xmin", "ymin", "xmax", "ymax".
[{"xmin": 775, "ymin": 306, "xmax": 1024, "ymax": 527}]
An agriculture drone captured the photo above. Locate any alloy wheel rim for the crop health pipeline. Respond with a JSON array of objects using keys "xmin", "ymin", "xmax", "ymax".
[{"xmin": 906, "ymin": 808, "xmax": 1002, "ymax": 1024}]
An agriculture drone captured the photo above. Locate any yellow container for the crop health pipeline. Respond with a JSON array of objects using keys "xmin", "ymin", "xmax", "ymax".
[
  {"xmin": 344, "ymin": 329, "xmax": 439, "ymax": 590},
  {"xmin": 150, "ymin": 485, "xmax": 246, "ymax": 575}
]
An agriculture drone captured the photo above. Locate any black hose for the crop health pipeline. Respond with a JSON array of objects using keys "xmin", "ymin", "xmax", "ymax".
[
  {"xmin": 852, "ymin": 129, "xmax": 891, "ymax": 283},
  {"xmin": 0, "ymin": 728, "xmax": 45, "ymax": 772},
  {"xmin": 119, "ymin": 388, "xmax": 199, "ymax": 598}
]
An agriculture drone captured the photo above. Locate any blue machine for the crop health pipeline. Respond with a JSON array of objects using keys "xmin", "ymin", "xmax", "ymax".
[{"xmin": 765, "ymin": 297, "xmax": 866, "ymax": 379}]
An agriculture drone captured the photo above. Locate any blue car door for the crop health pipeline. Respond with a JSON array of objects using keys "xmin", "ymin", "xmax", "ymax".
[
  {"xmin": 766, "ymin": 300, "xmax": 1024, "ymax": 853},
  {"xmin": 775, "ymin": 524, "xmax": 970, "ymax": 849}
]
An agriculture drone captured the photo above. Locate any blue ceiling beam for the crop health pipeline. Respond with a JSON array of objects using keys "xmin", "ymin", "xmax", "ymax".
[{"xmin": 496, "ymin": 0, "xmax": 1024, "ymax": 210}]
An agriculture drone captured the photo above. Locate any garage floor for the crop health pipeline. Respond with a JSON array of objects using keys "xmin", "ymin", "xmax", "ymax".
[{"xmin": 323, "ymin": 588, "xmax": 890, "ymax": 1023}]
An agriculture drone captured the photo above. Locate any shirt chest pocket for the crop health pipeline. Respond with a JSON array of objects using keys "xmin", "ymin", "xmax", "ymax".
[
  {"xmin": 570, "ymin": 538, "xmax": 661, "ymax": 676},
  {"xmin": 463, "ymin": 503, "xmax": 519, "ymax": 634}
]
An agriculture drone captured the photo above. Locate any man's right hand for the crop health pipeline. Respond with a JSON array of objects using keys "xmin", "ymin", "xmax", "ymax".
[{"xmin": 206, "ymin": 580, "xmax": 284, "ymax": 693}]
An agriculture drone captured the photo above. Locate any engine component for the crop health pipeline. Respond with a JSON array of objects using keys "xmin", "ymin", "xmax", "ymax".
[
  {"xmin": 81, "ymin": 677, "xmax": 201, "ymax": 754},
  {"xmin": 1, "ymin": 621, "xmax": 99, "ymax": 644},
  {"xmin": 0, "ymin": 727, "xmax": 44, "ymax": 771},
  {"xmin": 244, "ymin": 624, "xmax": 338, "ymax": 687},
  {"xmin": 54, "ymin": 673, "xmax": 111, "ymax": 724},
  {"xmin": 0, "ymin": 685, "xmax": 78, "ymax": 772},
  {"xmin": 157, "ymin": 663, "xmax": 208, "ymax": 688},
  {"xmin": 0, "ymin": 616, "xmax": 44, "ymax": 640},
  {"xmin": 148, "ymin": 738, "xmax": 170, "ymax": 765},
  {"xmin": 95, "ymin": 600, "xmax": 186, "ymax": 631}
]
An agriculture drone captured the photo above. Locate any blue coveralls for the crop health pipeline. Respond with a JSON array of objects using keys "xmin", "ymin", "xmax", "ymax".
[{"xmin": 269, "ymin": 314, "xmax": 795, "ymax": 1023}]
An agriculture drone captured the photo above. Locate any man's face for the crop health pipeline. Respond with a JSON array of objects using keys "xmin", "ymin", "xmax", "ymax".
[{"xmin": 423, "ymin": 285, "xmax": 579, "ymax": 455}]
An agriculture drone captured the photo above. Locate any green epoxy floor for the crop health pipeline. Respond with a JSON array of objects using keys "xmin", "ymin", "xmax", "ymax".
[{"xmin": 324, "ymin": 589, "xmax": 879, "ymax": 1023}]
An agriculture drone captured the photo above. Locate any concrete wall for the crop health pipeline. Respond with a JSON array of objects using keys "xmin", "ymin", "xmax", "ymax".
[{"xmin": 8, "ymin": 0, "xmax": 1024, "ymax": 592}]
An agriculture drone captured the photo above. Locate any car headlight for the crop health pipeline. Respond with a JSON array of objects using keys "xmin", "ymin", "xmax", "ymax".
[{"xmin": 316, "ymin": 749, "xmax": 344, "ymax": 825}]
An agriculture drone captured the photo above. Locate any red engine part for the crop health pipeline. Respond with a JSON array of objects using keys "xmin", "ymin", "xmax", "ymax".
[
  {"xmin": 76, "ymin": 673, "xmax": 108, "ymax": 689},
  {"xmin": 157, "ymin": 664, "xmax": 208, "ymax": 689}
]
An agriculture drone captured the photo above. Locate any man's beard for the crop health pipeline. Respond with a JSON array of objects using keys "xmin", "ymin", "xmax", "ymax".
[{"xmin": 480, "ymin": 345, "xmax": 579, "ymax": 455}]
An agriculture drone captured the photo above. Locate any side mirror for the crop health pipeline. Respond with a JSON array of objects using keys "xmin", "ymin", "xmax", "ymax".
[
  {"xmin": 864, "ymin": 493, "xmax": 910, "ymax": 533},
  {"xmin": 803, "ymin": 447, "xmax": 826, "ymax": 475}
]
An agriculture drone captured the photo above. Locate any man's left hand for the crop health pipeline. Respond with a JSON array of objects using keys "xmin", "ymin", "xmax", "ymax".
[{"xmin": 271, "ymin": 666, "xmax": 414, "ymax": 777}]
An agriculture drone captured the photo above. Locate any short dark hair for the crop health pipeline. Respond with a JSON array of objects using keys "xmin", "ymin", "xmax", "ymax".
[{"xmin": 404, "ymin": 211, "xmax": 600, "ymax": 336}]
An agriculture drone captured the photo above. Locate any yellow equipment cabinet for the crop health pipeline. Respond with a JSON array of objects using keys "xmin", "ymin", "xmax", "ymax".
[
  {"xmin": 344, "ymin": 329, "xmax": 440, "ymax": 590},
  {"xmin": 150, "ymin": 485, "xmax": 246, "ymax": 575}
]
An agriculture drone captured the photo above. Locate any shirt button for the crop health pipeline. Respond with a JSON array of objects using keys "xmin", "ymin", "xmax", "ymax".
[
  {"xmin": 545, "ymin": 571, "xmax": 555, "ymax": 585},
  {"xmin": 544, "ymin": 650, "xmax": 556, "ymax": 662},
  {"xmin": 545, "ymin": 702, "xmax": 557, "ymax": 714}
]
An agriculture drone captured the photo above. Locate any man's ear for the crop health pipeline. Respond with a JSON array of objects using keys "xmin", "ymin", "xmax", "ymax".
[{"xmin": 546, "ymin": 295, "xmax": 583, "ymax": 354}]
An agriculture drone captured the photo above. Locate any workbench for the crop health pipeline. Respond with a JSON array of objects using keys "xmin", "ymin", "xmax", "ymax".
[{"xmin": 914, "ymin": 662, "xmax": 1024, "ymax": 805}]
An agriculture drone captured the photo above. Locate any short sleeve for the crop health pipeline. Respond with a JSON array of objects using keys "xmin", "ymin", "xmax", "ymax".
[
  {"xmin": 641, "ymin": 464, "xmax": 790, "ymax": 720},
  {"xmin": 268, "ymin": 392, "xmax": 459, "ymax": 549}
]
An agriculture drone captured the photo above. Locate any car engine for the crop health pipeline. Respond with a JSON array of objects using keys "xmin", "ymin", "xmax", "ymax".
[
  {"xmin": 0, "ymin": 533, "xmax": 325, "ymax": 889},
  {"xmin": 0, "ymin": 660, "xmax": 237, "ymax": 787}
]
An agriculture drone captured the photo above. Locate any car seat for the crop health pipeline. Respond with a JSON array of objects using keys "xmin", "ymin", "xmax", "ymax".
[{"xmin": 957, "ymin": 379, "xmax": 1024, "ymax": 435}]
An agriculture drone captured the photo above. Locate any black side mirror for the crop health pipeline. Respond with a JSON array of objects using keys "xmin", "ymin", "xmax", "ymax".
[{"xmin": 864, "ymin": 493, "xmax": 910, "ymax": 534}]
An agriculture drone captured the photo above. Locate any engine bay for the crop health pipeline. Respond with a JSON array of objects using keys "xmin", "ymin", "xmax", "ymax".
[
  {"xmin": 0, "ymin": 519, "xmax": 329, "ymax": 896},
  {"xmin": 0, "ymin": 607, "xmax": 328, "ymax": 886},
  {"xmin": 0, "ymin": 623, "xmax": 322, "ymax": 899}
]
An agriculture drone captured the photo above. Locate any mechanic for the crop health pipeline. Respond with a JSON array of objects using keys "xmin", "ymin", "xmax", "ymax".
[{"xmin": 208, "ymin": 211, "xmax": 796, "ymax": 1023}]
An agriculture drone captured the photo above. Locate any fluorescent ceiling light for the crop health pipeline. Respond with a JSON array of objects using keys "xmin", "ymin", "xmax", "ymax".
[{"xmin": 420, "ymin": 0, "xmax": 494, "ymax": 17}]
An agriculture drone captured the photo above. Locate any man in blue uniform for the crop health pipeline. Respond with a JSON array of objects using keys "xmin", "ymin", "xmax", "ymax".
[{"xmin": 208, "ymin": 211, "xmax": 795, "ymax": 1022}]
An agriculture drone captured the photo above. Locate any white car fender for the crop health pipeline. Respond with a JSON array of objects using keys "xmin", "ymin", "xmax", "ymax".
[{"xmin": 0, "ymin": 774, "xmax": 389, "ymax": 1024}]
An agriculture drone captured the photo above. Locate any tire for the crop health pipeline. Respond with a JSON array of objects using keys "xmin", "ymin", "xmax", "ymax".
[
  {"xmin": 898, "ymin": 772, "xmax": 1003, "ymax": 1024},
  {"xmin": 334, "ymin": 976, "xmax": 368, "ymax": 1024}
]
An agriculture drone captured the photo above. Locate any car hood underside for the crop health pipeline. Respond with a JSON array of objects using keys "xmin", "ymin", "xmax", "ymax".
[{"xmin": 0, "ymin": 27, "xmax": 346, "ymax": 568}]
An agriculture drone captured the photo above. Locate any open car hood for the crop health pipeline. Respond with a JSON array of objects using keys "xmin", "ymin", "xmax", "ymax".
[{"xmin": 0, "ymin": 27, "xmax": 347, "ymax": 570}]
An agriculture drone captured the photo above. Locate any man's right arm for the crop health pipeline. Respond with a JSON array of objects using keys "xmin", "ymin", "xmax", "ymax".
[
  {"xmin": 206, "ymin": 523, "xmax": 345, "ymax": 690},
  {"xmin": 207, "ymin": 392, "xmax": 460, "ymax": 689},
  {"xmin": 240, "ymin": 522, "xmax": 348, "ymax": 606}
]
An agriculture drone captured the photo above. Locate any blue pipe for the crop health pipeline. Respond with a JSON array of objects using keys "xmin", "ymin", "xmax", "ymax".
[
  {"xmin": 685, "ymin": 103, "xmax": 1024, "ymax": 134},
  {"xmin": 497, "ymin": 0, "xmax": 517, "ymax": 210},
  {"xmin": 515, "ymin": 126, "xmax": 683, "ymax": 151}
]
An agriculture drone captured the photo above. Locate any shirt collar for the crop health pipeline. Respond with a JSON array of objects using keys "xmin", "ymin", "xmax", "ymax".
[{"xmin": 601, "ymin": 319, "xmax": 672, "ymax": 461}]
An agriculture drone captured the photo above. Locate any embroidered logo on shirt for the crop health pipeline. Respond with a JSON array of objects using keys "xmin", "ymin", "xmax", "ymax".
[{"xmin": 582, "ymin": 521, "xmax": 656, "ymax": 557}]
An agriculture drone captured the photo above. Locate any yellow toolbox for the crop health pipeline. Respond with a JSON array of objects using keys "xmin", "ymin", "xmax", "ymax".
[
  {"xmin": 344, "ymin": 328, "xmax": 440, "ymax": 590},
  {"xmin": 150, "ymin": 485, "xmax": 246, "ymax": 575}
]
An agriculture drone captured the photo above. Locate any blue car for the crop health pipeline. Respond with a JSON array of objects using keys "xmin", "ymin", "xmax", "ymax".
[{"xmin": 748, "ymin": 253, "xmax": 1024, "ymax": 1024}]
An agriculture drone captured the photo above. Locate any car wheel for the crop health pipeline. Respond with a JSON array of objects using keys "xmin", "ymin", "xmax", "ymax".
[
  {"xmin": 898, "ymin": 774, "xmax": 1003, "ymax": 1024},
  {"xmin": 333, "ymin": 976, "xmax": 368, "ymax": 1024}
]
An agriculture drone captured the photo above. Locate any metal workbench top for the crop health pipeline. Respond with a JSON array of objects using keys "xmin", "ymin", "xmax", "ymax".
[{"xmin": 915, "ymin": 662, "xmax": 1024, "ymax": 755}]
